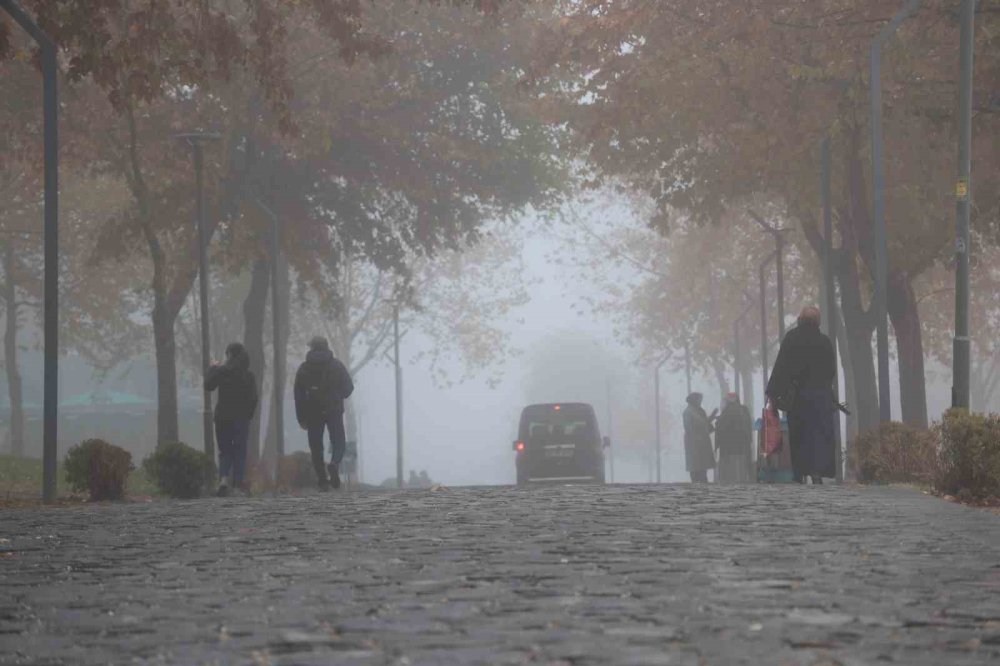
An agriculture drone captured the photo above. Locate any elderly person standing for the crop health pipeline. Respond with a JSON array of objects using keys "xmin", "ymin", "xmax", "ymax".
[
  {"xmin": 683, "ymin": 392, "xmax": 716, "ymax": 483},
  {"xmin": 766, "ymin": 306, "xmax": 836, "ymax": 484},
  {"xmin": 715, "ymin": 392, "xmax": 753, "ymax": 484}
]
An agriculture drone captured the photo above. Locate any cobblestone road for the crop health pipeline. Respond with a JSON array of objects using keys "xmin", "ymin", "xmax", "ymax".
[{"xmin": 2, "ymin": 484, "xmax": 999, "ymax": 665}]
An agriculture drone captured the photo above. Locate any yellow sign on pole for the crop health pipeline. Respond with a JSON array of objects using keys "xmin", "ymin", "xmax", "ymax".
[{"xmin": 956, "ymin": 179, "xmax": 969, "ymax": 199}]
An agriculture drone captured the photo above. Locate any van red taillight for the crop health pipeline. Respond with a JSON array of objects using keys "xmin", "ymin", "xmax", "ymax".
[{"xmin": 516, "ymin": 441, "xmax": 525, "ymax": 452}]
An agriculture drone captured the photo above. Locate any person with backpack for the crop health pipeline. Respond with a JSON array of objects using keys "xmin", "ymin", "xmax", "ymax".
[
  {"xmin": 294, "ymin": 336, "xmax": 354, "ymax": 490},
  {"xmin": 205, "ymin": 342, "xmax": 258, "ymax": 496}
]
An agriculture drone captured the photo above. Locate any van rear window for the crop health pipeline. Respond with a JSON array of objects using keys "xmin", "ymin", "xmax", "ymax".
[{"xmin": 526, "ymin": 415, "xmax": 594, "ymax": 444}]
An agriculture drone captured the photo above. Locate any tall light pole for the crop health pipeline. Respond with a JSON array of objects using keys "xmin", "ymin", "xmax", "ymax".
[
  {"xmin": 654, "ymin": 356, "xmax": 668, "ymax": 484},
  {"xmin": 176, "ymin": 132, "xmax": 221, "ymax": 459},
  {"xmin": 749, "ymin": 211, "xmax": 789, "ymax": 340},
  {"xmin": 871, "ymin": 0, "xmax": 924, "ymax": 423},
  {"xmin": 953, "ymin": 0, "xmax": 976, "ymax": 410},
  {"xmin": 2, "ymin": 0, "xmax": 59, "ymax": 502},
  {"xmin": 394, "ymin": 304, "xmax": 404, "ymax": 488}
]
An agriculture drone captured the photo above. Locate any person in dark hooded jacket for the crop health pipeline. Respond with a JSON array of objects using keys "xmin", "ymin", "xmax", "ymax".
[
  {"xmin": 294, "ymin": 336, "xmax": 354, "ymax": 490},
  {"xmin": 205, "ymin": 342, "xmax": 258, "ymax": 496}
]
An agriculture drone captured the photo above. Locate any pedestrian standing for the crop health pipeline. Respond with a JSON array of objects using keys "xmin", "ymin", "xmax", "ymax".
[
  {"xmin": 766, "ymin": 306, "xmax": 836, "ymax": 484},
  {"xmin": 683, "ymin": 392, "xmax": 716, "ymax": 483},
  {"xmin": 294, "ymin": 336, "xmax": 354, "ymax": 491},
  {"xmin": 205, "ymin": 342, "xmax": 258, "ymax": 497},
  {"xmin": 715, "ymin": 392, "xmax": 753, "ymax": 484}
]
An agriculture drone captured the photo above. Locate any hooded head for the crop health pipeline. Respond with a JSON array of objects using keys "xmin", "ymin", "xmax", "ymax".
[
  {"xmin": 686, "ymin": 392, "xmax": 703, "ymax": 407},
  {"xmin": 225, "ymin": 342, "xmax": 250, "ymax": 370},
  {"xmin": 308, "ymin": 336, "xmax": 330, "ymax": 352},
  {"xmin": 723, "ymin": 391, "xmax": 739, "ymax": 408}
]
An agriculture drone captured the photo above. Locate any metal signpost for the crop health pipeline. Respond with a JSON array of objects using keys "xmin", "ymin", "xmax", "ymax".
[{"xmin": 953, "ymin": 0, "xmax": 976, "ymax": 410}]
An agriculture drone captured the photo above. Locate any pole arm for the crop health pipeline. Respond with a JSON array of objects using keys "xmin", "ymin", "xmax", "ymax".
[
  {"xmin": 875, "ymin": 0, "xmax": 924, "ymax": 47},
  {"xmin": 0, "ymin": 0, "xmax": 55, "ymax": 50}
]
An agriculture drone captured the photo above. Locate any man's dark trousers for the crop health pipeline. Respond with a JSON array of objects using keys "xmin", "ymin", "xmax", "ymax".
[{"xmin": 307, "ymin": 410, "xmax": 346, "ymax": 484}]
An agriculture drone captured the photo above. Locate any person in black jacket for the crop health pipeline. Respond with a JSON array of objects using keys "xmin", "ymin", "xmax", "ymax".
[
  {"xmin": 294, "ymin": 336, "xmax": 354, "ymax": 490},
  {"xmin": 205, "ymin": 342, "xmax": 258, "ymax": 496},
  {"xmin": 766, "ymin": 306, "xmax": 836, "ymax": 484}
]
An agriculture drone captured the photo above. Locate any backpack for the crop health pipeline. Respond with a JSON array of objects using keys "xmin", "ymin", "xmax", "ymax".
[{"xmin": 300, "ymin": 361, "xmax": 333, "ymax": 417}]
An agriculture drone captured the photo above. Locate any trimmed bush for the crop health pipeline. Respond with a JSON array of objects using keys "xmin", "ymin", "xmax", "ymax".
[
  {"xmin": 64, "ymin": 439, "xmax": 133, "ymax": 501},
  {"xmin": 277, "ymin": 451, "xmax": 315, "ymax": 490},
  {"xmin": 142, "ymin": 442, "xmax": 215, "ymax": 499},
  {"xmin": 852, "ymin": 422, "xmax": 938, "ymax": 485},
  {"xmin": 935, "ymin": 410, "xmax": 1000, "ymax": 504}
]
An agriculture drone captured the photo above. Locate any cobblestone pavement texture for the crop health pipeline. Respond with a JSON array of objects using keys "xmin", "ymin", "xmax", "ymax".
[{"xmin": 2, "ymin": 484, "xmax": 1000, "ymax": 665}]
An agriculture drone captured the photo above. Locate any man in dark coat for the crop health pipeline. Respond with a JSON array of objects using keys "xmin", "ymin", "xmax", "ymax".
[
  {"xmin": 294, "ymin": 336, "xmax": 354, "ymax": 490},
  {"xmin": 205, "ymin": 342, "xmax": 258, "ymax": 496},
  {"xmin": 715, "ymin": 392, "xmax": 753, "ymax": 484},
  {"xmin": 683, "ymin": 392, "xmax": 716, "ymax": 483},
  {"xmin": 766, "ymin": 306, "xmax": 836, "ymax": 483}
]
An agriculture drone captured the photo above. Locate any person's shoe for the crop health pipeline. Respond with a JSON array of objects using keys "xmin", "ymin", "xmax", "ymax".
[
  {"xmin": 327, "ymin": 462, "xmax": 341, "ymax": 490},
  {"xmin": 317, "ymin": 481, "xmax": 331, "ymax": 493},
  {"xmin": 216, "ymin": 483, "xmax": 230, "ymax": 498}
]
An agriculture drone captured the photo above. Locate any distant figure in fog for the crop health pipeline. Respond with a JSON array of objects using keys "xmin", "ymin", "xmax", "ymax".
[
  {"xmin": 418, "ymin": 470, "xmax": 432, "ymax": 487},
  {"xmin": 766, "ymin": 306, "xmax": 836, "ymax": 484},
  {"xmin": 294, "ymin": 337, "xmax": 354, "ymax": 491},
  {"xmin": 683, "ymin": 392, "xmax": 716, "ymax": 483},
  {"xmin": 715, "ymin": 392, "xmax": 753, "ymax": 484},
  {"xmin": 409, "ymin": 470, "xmax": 420, "ymax": 488},
  {"xmin": 205, "ymin": 342, "xmax": 258, "ymax": 497}
]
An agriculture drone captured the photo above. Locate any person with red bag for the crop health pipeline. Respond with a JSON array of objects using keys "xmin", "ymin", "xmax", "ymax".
[{"xmin": 765, "ymin": 306, "xmax": 836, "ymax": 484}]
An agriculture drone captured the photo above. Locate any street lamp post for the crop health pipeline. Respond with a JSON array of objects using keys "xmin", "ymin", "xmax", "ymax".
[
  {"xmin": 1, "ymin": 0, "xmax": 59, "ymax": 503},
  {"xmin": 176, "ymin": 132, "xmax": 221, "ymax": 460},
  {"xmin": 654, "ymin": 356, "xmax": 668, "ymax": 484},
  {"xmin": 871, "ymin": 0, "xmax": 924, "ymax": 423},
  {"xmin": 394, "ymin": 304, "xmax": 404, "ymax": 488},
  {"xmin": 953, "ymin": 0, "xmax": 976, "ymax": 410},
  {"xmin": 749, "ymin": 211, "xmax": 789, "ymax": 340}
]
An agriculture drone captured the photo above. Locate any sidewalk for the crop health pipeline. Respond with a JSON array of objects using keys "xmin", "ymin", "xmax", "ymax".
[{"xmin": 2, "ymin": 484, "xmax": 999, "ymax": 665}]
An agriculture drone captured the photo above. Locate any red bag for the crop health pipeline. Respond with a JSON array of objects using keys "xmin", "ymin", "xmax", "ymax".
[{"xmin": 763, "ymin": 406, "xmax": 783, "ymax": 456}]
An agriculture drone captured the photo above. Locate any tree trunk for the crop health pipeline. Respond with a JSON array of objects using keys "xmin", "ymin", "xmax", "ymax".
[
  {"xmin": 835, "ymin": 305, "xmax": 859, "ymax": 446},
  {"xmin": 838, "ymin": 265, "xmax": 879, "ymax": 436},
  {"xmin": 2, "ymin": 241, "xmax": 24, "ymax": 457},
  {"xmin": 887, "ymin": 272, "xmax": 928, "ymax": 428},
  {"xmin": 263, "ymin": 255, "xmax": 290, "ymax": 466},
  {"xmin": 741, "ymin": 364, "xmax": 754, "ymax": 417},
  {"xmin": 242, "ymin": 258, "xmax": 270, "ymax": 469},
  {"xmin": 152, "ymin": 290, "xmax": 180, "ymax": 444}
]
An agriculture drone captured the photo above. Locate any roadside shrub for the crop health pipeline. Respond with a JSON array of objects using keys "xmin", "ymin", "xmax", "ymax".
[
  {"xmin": 142, "ymin": 442, "xmax": 215, "ymax": 499},
  {"xmin": 851, "ymin": 422, "xmax": 938, "ymax": 485},
  {"xmin": 277, "ymin": 451, "xmax": 315, "ymax": 490},
  {"xmin": 64, "ymin": 439, "xmax": 133, "ymax": 501},
  {"xmin": 935, "ymin": 410, "xmax": 1000, "ymax": 504}
]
